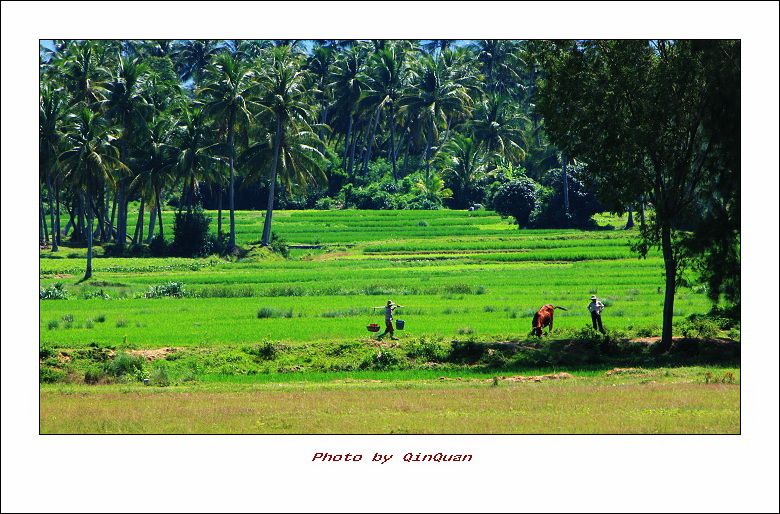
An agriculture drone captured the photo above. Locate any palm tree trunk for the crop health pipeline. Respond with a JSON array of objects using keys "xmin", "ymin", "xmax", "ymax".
[
  {"xmin": 116, "ymin": 181, "xmax": 124, "ymax": 244},
  {"xmin": 54, "ymin": 179, "xmax": 62, "ymax": 247},
  {"xmin": 78, "ymin": 194, "xmax": 86, "ymax": 242},
  {"xmin": 46, "ymin": 174, "xmax": 58, "ymax": 251},
  {"xmin": 363, "ymin": 107, "xmax": 381, "ymax": 178},
  {"xmin": 84, "ymin": 191, "xmax": 94, "ymax": 280},
  {"xmin": 227, "ymin": 110, "xmax": 237, "ymax": 250},
  {"xmin": 341, "ymin": 115, "xmax": 353, "ymax": 171},
  {"xmin": 625, "ymin": 204, "xmax": 634, "ymax": 229},
  {"xmin": 146, "ymin": 202, "xmax": 156, "ymax": 244},
  {"xmin": 217, "ymin": 184, "xmax": 223, "ymax": 240},
  {"xmin": 104, "ymin": 184, "xmax": 111, "ymax": 241},
  {"xmin": 348, "ymin": 123, "xmax": 360, "ymax": 176},
  {"xmin": 319, "ymin": 102, "xmax": 329, "ymax": 155},
  {"xmin": 389, "ymin": 105, "xmax": 398, "ymax": 182},
  {"xmin": 64, "ymin": 199, "xmax": 75, "ymax": 241},
  {"xmin": 441, "ymin": 116, "xmax": 453, "ymax": 149},
  {"xmin": 39, "ymin": 197, "xmax": 48, "ymax": 245},
  {"xmin": 403, "ymin": 131, "xmax": 411, "ymax": 176},
  {"xmin": 156, "ymin": 187, "xmax": 164, "ymax": 237},
  {"xmin": 561, "ymin": 153, "xmax": 570, "ymax": 217},
  {"xmin": 425, "ymin": 115, "xmax": 435, "ymax": 180},
  {"xmin": 134, "ymin": 199, "xmax": 145, "ymax": 243},
  {"xmin": 92, "ymin": 197, "xmax": 108, "ymax": 242},
  {"xmin": 639, "ymin": 195, "xmax": 646, "ymax": 229},
  {"xmin": 261, "ymin": 118, "xmax": 283, "ymax": 247},
  {"xmin": 109, "ymin": 191, "xmax": 117, "ymax": 240}
]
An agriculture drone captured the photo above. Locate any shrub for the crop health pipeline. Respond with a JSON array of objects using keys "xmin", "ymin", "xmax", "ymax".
[
  {"xmin": 110, "ymin": 353, "xmax": 145, "ymax": 377},
  {"xmin": 269, "ymin": 232, "xmax": 290, "ymax": 258},
  {"xmin": 40, "ymin": 283, "xmax": 68, "ymax": 300},
  {"xmin": 40, "ymin": 366, "xmax": 65, "ymax": 384},
  {"xmin": 150, "ymin": 364, "xmax": 170, "ymax": 387},
  {"xmin": 84, "ymin": 366, "xmax": 107, "ymax": 385},
  {"xmin": 480, "ymin": 348, "xmax": 509, "ymax": 368},
  {"xmin": 677, "ymin": 315, "xmax": 721, "ymax": 339},
  {"xmin": 406, "ymin": 338, "xmax": 447, "ymax": 362},
  {"xmin": 529, "ymin": 163, "xmax": 603, "ymax": 229},
  {"xmin": 360, "ymin": 349, "xmax": 400, "ymax": 369},
  {"xmin": 489, "ymin": 176, "xmax": 540, "ymax": 228},
  {"xmin": 40, "ymin": 345, "xmax": 56, "ymax": 360},
  {"xmin": 148, "ymin": 234, "xmax": 169, "ymax": 257},
  {"xmin": 243, "ymin": 342, "xmax": 278, "ymax": 360},
  {"xmin": 144, "ymin": 282, "xmax": 188, "ymax": 298},
  {"xmin": 47, "ymin": 319, "xmax": 59, "ymax": 330},
  {"xmin": 169, "ymin": 206, "xmax": 214, "ymax": 257},
  {"xmin": 257, "ymin": 307, "xmax": 293, "ymax": 319},
  {"xmin": 83, "ymin": 289, "xmax": 110, "ymax": 300},
  {"xmin": 115, "ymin": 317, "xmax": 127, "ymax": 328},
  {"xmin": 448, "ymin": 340, "xmax": 486, "ymax": 364},
  {"xmin": 636, "ymin": 325, "xmax": 659, "ymax": 337},
  {"xmin": 315, "ymin": 197, "xmax": 333, "ymax": 210}
]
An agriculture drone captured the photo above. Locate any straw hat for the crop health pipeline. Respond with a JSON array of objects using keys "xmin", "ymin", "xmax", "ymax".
[
  {"xmin": 590, "ymin": 295, "xmax": 598, "ymax": 300},
  {"xmin": 387, "ymin": 300, "xmax": 395, "ymax": 306}
]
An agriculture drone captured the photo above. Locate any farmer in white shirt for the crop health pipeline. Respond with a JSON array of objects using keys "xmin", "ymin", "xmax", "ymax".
[
  {"xmin": 588, "ymin": 295, "xmax": 606, "ymax": 333},
  {"xmin": 375, "ymin": 300, "xmax": 403, "ymax": 340}
]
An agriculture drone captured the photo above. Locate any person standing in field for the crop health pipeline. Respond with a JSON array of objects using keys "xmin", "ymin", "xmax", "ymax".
[
  {"xmin": 375, "ymin": 300, "xmax": 403, "ymax": 340},
  {"xmin": 588, "ymin": 295, "xmax": 606, "ymax": 333}
]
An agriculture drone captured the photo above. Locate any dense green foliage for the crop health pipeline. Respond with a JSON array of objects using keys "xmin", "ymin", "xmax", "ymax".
[{"xmin": 535, "ymin": 39, "xmax": 741, "ymax": 349}]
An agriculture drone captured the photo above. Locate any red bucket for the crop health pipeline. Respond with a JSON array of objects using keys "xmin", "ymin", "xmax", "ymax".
[{"xmin": 367, "ymin": 324, "xmax": 380, "ymax": 332}]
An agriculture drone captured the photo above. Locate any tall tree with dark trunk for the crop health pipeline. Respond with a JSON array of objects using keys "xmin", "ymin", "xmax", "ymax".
[
  {"xmin": 103, "ymin": 54, "xmax": 152, "ymax": 248},
  {"xmin": 40, "ymin": 85, "xmax": 69, "ymax": 251},
  {"xmin": 60, "ymin": 108, "xmax": 127, "ymax": 280},
  {"xmin": 201, "ymin": 53, "xmax": 260, "ymax": 251},
  {"xmin": 536, "ymin": 39, "xmax": 741, "ymax": 351},
  {"xmin": 253, "ymin": 46, "xmax": 326, "ymax": 246}
]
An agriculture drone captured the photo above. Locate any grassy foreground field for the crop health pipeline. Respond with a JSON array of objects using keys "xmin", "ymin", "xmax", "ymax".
[
  {"xmin": 39, "ymin": 209, "xmax": 740, "ymax": 434},
  {"xmin": 40, "ymin": 367, "xmax": 739, "ymax": 434}
]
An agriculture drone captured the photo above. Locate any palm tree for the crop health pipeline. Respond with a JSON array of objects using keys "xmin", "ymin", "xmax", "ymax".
[
  {"xmin": 174, "ymin": 105, "xmax": 222, "ymax": 215},
  {"xmin": 130, "ymin": 115, "xmax": 178, "ymax": 242},
  {"xmin": 102, "ymin": 54, "xmax": 152, "ymax": 246},
  {"xmin": 468, "ymin": 94, "xmax": 529, "ymax": 169},
  {"xmin": 60, "ymin": 108, "xmax": 127, "ymax": 280},
  {"xmin": 171, "ymin": 39, "xmax": 219, "ymax": 88},
  {"xmin": 422, "ymin": 39, "xmax": 460, "ymax": 56},
  {"xmin": 439, "ymin": 134, "xmax": 488, "ymax": 208},
  {"xmin": 255, "ymin": 46, "xmax": 325, "ymax": 246},
  {"xmin": 57, "ymin": 40, "xmax": 110, "ymax": 109},
  {"xmin": 200, "ymin": 52, "xmax": 261, "ymax": 250},
  {"xmin": 305, "ymin": 44, "xmax": 335, "ymax": 154},
  {"xmin": 329, "ymin": 45, "xmax": 368, "ymax": 174},
  {"xmin": 40, "ymin": 85, "xmax": 69, "ymax": 251},
  {"xmin": 398, "ymin": 53, "xmax": 474, "ymax": 179},
  {"xmin": 357, "ymin": 44, "xmax": 409, "ymax": 181},
  {"xmin": 470, "ymin": 40, "xmax": 524, "ymax": 96}
]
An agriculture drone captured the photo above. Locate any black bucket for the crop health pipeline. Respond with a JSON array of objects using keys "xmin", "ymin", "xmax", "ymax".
[{"xmin": 395, "ymin": 319, "xmax": 405, "ymax": 330}]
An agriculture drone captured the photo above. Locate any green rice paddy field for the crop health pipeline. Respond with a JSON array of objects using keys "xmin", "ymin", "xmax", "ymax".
[{"xmin": 39, "ymin": 209, "xmax": 739, "ymax": 434}]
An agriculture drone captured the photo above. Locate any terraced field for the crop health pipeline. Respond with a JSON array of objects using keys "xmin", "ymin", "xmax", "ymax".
[{"xmin": 40, "ymin": 209, "xmax": 710, "ymax": 349}]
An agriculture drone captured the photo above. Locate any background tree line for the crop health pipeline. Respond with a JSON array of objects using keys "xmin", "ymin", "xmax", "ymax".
[{"xmin": 40, "ymin": 39, "xmax": 740, "ymax": 349}]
